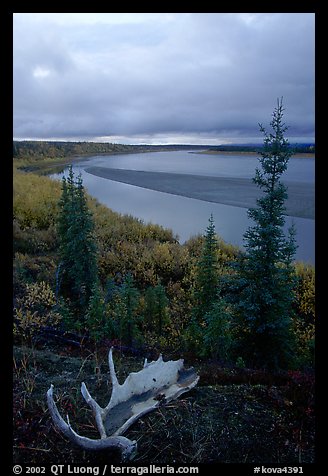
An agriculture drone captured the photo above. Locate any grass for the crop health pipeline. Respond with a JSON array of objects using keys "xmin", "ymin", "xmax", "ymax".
[{"xmin": 13, "ymin": 343, "xmax": 315, "ymax": 465}]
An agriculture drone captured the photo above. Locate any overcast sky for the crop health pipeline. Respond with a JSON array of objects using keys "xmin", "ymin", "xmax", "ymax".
[{"xmin": 13, "ymin": 13, "xmax": 315, "ymax": 145}]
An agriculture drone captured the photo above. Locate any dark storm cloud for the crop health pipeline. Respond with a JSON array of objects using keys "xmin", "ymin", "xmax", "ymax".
[{"xmin": 13, "ymin": 13, "xmax": 315, "ymax": 144}]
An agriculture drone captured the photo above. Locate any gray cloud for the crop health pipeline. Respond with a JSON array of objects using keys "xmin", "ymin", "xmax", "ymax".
[{"xmin": 13, "ymin": 13, "xmax": 315, "ymax": 144}]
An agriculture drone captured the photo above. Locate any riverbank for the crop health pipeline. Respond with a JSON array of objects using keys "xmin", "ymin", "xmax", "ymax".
[{"xmin": 85, "ymin": 166, "xmax": 315, "ymax": 219}]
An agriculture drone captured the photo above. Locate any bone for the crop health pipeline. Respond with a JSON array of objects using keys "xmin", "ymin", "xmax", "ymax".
[{"xmin": 47, "ymin": 348, "xmax": 199, "ymax": 459}]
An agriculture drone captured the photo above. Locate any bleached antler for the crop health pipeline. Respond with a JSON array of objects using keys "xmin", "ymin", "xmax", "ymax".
[{"xmin": 47, "ymin": 347, "xmax": 199, "ymax": 459}]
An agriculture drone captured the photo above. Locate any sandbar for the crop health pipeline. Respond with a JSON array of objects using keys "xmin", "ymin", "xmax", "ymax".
[{"xmin": 85, "ymin": 166, "xmax": 314, "ymax": 219}]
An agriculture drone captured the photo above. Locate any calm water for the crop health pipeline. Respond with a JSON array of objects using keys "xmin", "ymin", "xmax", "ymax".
[{"xmin": 51, "ymin": 150, "xmax": 315, "ymax": 264}]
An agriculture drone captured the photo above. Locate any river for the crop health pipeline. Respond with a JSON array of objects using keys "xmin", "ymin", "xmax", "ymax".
[{"xmin": 50, "ymin": 150, "xmax": 315, "ymax": 264}]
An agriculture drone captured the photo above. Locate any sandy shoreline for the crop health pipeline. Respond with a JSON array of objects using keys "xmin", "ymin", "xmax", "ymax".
[{"xmin": 85, "ymin": 166, "xmax": 314, "ymax": 219}]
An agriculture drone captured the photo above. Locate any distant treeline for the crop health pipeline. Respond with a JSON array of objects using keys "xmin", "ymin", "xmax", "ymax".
[
  {"xmin": 13, "ymin": 140, "xmax": 315, "ymax": 161},
  {"xmin": 13, "ymin": 141, "xmax": 212, "ymax": 160},
  {"xmin": 207, "ymin": 143, "xmax": 315, "ymax": 154}
]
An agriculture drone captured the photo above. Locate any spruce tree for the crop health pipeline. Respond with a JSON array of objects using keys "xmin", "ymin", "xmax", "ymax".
[
  {"xmin": 194, "ymin": 214, "xmax": 219, "ymax": 322},
  {"xmin": 235, "ymin": 98, "xmax": 297, "ymax": 370},
  {"xmin": 57, "ymin": 166, "xmax": 98, "ymax": 321},
  {"xmin": 118, "ymin": 273, "xmax": 140, "ymax": 347},
  {"xmin": 85, "ymin": 283, "xmax": 106, "ymax": 341},
  {"xmin": 144, "ymin": 281, "xmax": 169, "ymax": 336},
  {"xmin": 186, "ymin": 214, "xmax": 219, "ymax": 348},
  {"xmin": 203, "ymin": 294, "xmax": 232, "ymax": 361}
]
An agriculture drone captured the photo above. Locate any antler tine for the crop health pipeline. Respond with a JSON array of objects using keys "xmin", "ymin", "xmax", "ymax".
[
  {"xmin": 108, "ymin": 347, "xmax": 120, "ymax": 389},
  {"xmin": 47, "ymin": 384, "xmax": 73, "ymax": 439},
  {"xmin": 81, "ymin": 382, "xmax": 106, "ymax": 439}
]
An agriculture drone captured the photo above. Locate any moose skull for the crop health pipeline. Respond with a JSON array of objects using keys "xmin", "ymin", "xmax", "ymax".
[{"xmin": 47, "ymin": 348, "xmax": 199, "ymax": 460}]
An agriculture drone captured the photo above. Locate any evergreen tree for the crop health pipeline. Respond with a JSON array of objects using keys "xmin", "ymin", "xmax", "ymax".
[
  {"xmin": 193, "ymin": 214, "xmax": 219, "ymax": 322},
  {"xmin": 186, "ymin": 214, "xmax": 219, "ymax": 348},
  {"xmin": 144, "ymin": 281, "xmax": 169, "ymax": 336},
  {"xmin": 234, "ymin": 98, "xmax": 297, "ymax": 370},
  {"xmin": 85, "ymin": 283, "xmax": 106, "ymax": 341},
  {"xmin": 117, "ymin": 273, "xmax": 141, "ymax": 347},
  {"xmin": 57, "ymin": 166, "xmax": 98, "ymax": 320},
  {"xmin": 203, "ymin": 293, "xmax": 232, "ymax": 361}
]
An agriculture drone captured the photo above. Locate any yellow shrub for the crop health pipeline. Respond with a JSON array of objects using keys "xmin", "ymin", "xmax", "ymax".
[
  {"xmin": 14, "ymin": 281, "xmax": 61, "ymax": 343},
  {"xmin": 22, "ymin": 281, "xmax": 57, "ymax": 309},
  {"xmin": 292, "ymin": 262, "xmax": 315, "ymax": 365}
]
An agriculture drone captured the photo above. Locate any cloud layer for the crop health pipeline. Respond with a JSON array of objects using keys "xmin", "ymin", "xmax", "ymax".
[{"xmin": 13, "ymin": 13, "xmax": 315, "ymax": 144}]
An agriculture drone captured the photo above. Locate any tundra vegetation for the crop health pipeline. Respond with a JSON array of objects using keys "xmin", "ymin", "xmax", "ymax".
[{"xmin": 13, "ymin": 104, "xmax": 315, "ymax": 464}]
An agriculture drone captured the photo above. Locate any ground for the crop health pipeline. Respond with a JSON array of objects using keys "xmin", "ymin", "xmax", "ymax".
[{"xmin": 13, "ymin": 343, "xmax": 315, "ymax": 465}]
